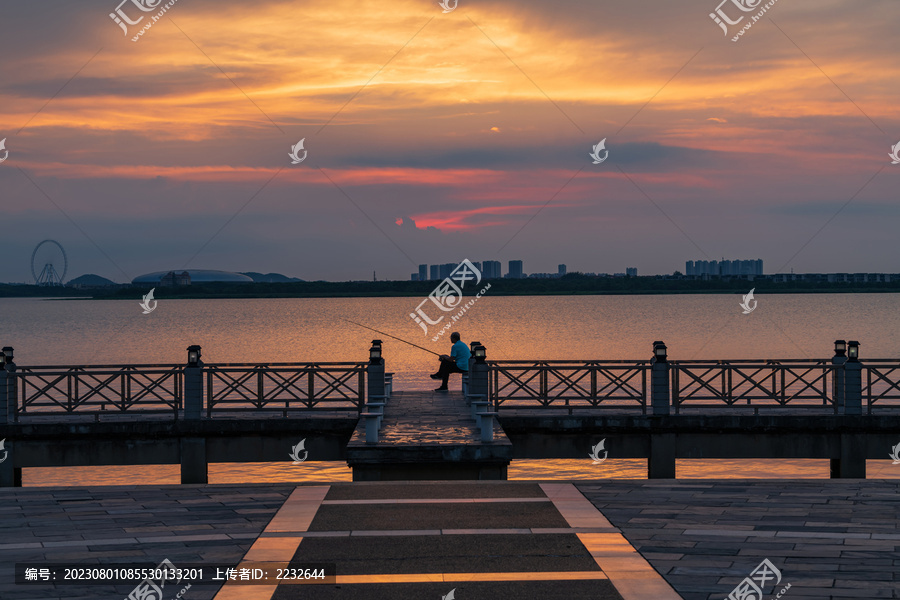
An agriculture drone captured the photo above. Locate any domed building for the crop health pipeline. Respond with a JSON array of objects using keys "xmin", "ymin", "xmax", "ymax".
[{"xmin": 132, "ymin": 269, "xmax": 254, "ymax": 286}]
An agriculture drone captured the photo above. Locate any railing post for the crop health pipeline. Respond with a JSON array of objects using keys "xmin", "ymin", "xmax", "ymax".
[
  {"xmin": 181, "ymin": 345, "xmax": 207, "ymax": 483},
  {"xmin": 469, "ymin": 345, "xmax": 489, "ymax": 405},
  {"xmin": 0, "ymin": 347, "xmax": 14, "ymax": 425},
  {"xmin": 184, "ymin": 345, "xmax": 204, "ymax": 420},
  {"xmin": 367, "ymin": 342, "xmax": 385, "ymax": 401},
  {"xmin": 0, "ymin": 347, "xmax": 17, "ymax": 487},
  {"xmin": 464, "ymin": 340, "xmax": 480, "ymax": 400},
  {"xmin": 832, "ymin": 340, "xmax": 847, "ymax": 412},
  {"xmin": 843, "ymin": 341, "xmax": 862, "ymax": 416},
  {"xmin": 650, "ymin": 341, "xmax": 670, "ymax": 416}
]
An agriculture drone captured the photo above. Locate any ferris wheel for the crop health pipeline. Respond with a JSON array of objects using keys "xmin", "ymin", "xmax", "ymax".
[{"xmin": 31, "ymin": 240, "xmax": 68, "ymax": 286}]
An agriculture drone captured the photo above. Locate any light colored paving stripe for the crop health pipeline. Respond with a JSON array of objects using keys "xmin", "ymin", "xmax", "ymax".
[
  {"xmin": 577, "ymin": 533, "xmax": 682, "ymax": 600},
  {"xmin": 213, "ymin": 486, "xmax": 330, "ymax": 600},
  {"xmin": 259, "ymin": 527, "xmax": 619, "ymax": 538},
  {"xmin": 321, "ymin": 497, "xmax": 550, "ymax": 505},
  {"xmin": 276, "ymin": 571, "xmax": 607, "ymax": 584},
  {"xmin": 265, "ymin": 486, "xmax": 329, "ymax": 533},
  {"xmin": 543, "ymin": 483, "xmax": 681, "ymax": 600},
  {"xmin": 539, "ymin": 483, "xmax": 615, "ymax": 529}
]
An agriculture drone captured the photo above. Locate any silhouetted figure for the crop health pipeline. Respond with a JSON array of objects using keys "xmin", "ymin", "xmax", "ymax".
[{"xmin": 430, "ymin": 332, "xmax": 470, "ymax": 392}]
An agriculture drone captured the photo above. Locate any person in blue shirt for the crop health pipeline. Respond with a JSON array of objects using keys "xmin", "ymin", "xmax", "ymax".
[{"xmin": 430, "ymin": 332, "xmax": 470, "ymax": 392}]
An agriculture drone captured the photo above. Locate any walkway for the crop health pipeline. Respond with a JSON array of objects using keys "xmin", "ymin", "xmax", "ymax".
[
  {"xmin": 2, "ymin": 480, "xmax": 899, "ymax": 599},
  {"xmin": 346, "ymin": 391, "xmax": 513, "ymax": 480}
]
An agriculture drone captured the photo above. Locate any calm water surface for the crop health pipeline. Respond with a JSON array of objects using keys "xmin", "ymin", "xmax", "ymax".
[{"xmin": 5, "ymin": 294, "xmax": 900, "ymax": 485}]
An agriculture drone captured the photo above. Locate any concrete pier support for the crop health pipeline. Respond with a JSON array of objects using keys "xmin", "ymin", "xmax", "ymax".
[
  {"xmin": 830, "ymin": 433, "xmax": 866, "ymax": 479},
  {"xmin": 180, "ymin": 437, "xmax": 208, "ymax": 484},
  {"xmin": 648, "ymin": 433, "xmax": 676, "ymax": 479}
]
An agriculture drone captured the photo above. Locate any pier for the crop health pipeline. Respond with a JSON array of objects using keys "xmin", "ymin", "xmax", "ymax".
[{"xmin": 1, "ymin": 340, "xmax": 900, "ymax": 485}]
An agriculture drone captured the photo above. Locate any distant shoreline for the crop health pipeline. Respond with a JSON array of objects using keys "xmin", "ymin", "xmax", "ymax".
[{"xmin": 3, "ymin": 277, "xmax": 900, "ymax": 300}]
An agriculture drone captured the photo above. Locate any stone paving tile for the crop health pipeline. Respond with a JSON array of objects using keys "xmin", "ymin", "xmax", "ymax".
[
  {"xmin": 578, "ymin": 480, "xmax": 900, "ymax": 600},
  {"xmin": 0, "ymin": 483, "xmax": 297, "ymax": 600}
]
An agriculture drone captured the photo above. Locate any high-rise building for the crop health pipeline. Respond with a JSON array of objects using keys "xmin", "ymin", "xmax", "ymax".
[
  {"xmin": 418, "ymin": 264, "xmax": 427, "ymax": 281},
  {"xmin": 411, "ymin": 273, "xmax": 419, "ymax": 281},
  {"xmin": 686, "ymin": 259, "xmax": 763, "ymax": 276},
  {"xmin": 430, "ymin": 265, "xmax": 440, "ymax": 280},
  {"xmin": 439, "ymin": 263, "xmax": 455, "ymax": 279},
  {"xmin": 626, "ymin": 267, "xmax": 637, "ymax": 277},
  {"xmin": 558, "ymin": 264, "xmax": 567, "ymax": 277},
  {"xmin": 508, "ymin": 260, "xmax": 524, "ymax": 279},
  {"xmin": 481, "ymin": 260, "xmax": 501, "ymax": 279}
]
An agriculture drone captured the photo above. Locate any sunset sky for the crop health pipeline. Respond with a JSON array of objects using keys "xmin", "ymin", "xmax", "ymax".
[{"xmin": 1, "ymin": 0, "xmax": 898, "ymax": 282}]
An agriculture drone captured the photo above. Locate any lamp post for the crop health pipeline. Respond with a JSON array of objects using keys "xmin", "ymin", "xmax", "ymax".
[
  {"xmin": 367, "ymin": 342, "xmax": 386, "ymax": 402},
  {"xmin": 469, "ymin": 345, "xmax": 489, "ymax": 406},
  {"xmin": 466, "ymin": 340, "xmax": 481, "ymax": 397},
  {"xmin": 653, "ymin": 341, "xmax": 667, "ymax": 362},
  {"xmin": 843, "ymin": 340, "xmax": 862, "ymax": 416},
  {"xmin": 368, "ymin": 343, "xmax": 382, "ymax": 365},
  {"xmin": 187, "ymin": 345, "xmax": 202, "ymax": 367},
  {"xmin": 0, "ymin": 347, "xmax": 15, "ymax": 426},
  {"xmin": 650, "ymin": 341, "xmax": 670, "ymax": 416},
  {"xmin": 0, "ymin": 347, "xmax": 12, "ymax": 426},
  {"xmin": 832, "ymin": 340, "xmax": 847, "ymax": 412},
  {"xmin": 184, "ymin": 345, "xmax": 203, "ymax": 420}
]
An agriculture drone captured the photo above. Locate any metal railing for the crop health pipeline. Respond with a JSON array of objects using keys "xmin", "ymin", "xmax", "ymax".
[
  {"xmin": 205, "ymin": 362, "xmax": 365, "ymax": 415},
  {"xmin": 13, "ymin": 364, "xmax": 184, "ymax": 420},
  {"xmin": 862, "ymin": 360, "xmax": 900, "ymax": 413},
  {"xmin": 670, "ymin": 359, "xmax": 837, "ymax": 412},
  {"xmin": 486, "ymin": 358, "xmax": 900, "ymax": 413},
  {"xmin": 488, "ymin": 360, "xmax": 649, "ymax": 413},
  {"xmin": 8, "ymin": 361, "xmax": 367, "ymax": 419}
]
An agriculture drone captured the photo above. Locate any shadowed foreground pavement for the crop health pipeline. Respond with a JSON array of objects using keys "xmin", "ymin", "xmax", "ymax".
[{"xmin": 1, "ymin": 480, "xmax": 898, "ymax": 599}]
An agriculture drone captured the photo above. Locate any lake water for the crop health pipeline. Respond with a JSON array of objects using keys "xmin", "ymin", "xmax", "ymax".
[{"xmin": 4, "ymin": 293, "xmax": 900, "ymax": 485}]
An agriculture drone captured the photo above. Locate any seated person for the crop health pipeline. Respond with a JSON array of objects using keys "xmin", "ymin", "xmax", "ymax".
[{"xmin": 430, "ymin": 332, "xmax": 470, "ymax": 391}]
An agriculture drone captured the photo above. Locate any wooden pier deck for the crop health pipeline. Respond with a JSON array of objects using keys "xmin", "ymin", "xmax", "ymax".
[{"xmin": 2, "ymin": 480, "xmax": 898, "ymax": 599}]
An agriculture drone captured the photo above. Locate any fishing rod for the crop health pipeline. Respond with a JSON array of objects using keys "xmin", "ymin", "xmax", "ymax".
[{"xmin": 342, "ymin": 318, "xmax": 441, "ymax": 357}]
